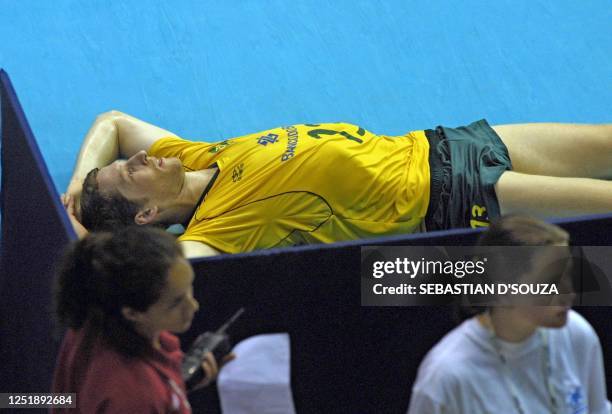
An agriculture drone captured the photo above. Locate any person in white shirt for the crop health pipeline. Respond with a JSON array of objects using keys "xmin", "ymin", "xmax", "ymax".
[{"xmin": 407, "ymin": 216, "xmax": 611, "ymax": 414}]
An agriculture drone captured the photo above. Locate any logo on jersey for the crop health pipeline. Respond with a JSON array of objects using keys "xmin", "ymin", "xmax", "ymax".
[
  {"xmin": 232, "ymin": 163, "xmax": 244, "ymax": 182},
  {"xmin": 281, "ymin": 126, "xmax": 299, "ymax": 162},
  {"xmin": 257, "ymin": 133, "xmax": 279, "ymax": 146},
  {"xmin": 565, "ymin": 384, "xmax": 586, "ymax": 413},
  {"xmin": 209, "ymin": 140, "xmax": 230, "ymax": 153}
]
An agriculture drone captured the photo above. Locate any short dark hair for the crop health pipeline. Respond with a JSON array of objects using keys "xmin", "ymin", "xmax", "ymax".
[
  {"xmin": 477, "ymin": 215, "xmax": 569, "ymax": 247},
  {"xmin": 80, "ymin": 168, "xmax": 143, "ymax": 231},
  {"xmin": 456, "ymin": 215, "xmax": 570, "ymax": 320},
  {"xmin": 54, "ymin": 227, "xmax": 183, "ymax": 357}
]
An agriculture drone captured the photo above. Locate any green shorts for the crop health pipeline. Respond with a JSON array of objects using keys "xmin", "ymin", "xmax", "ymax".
[{"xmin": 424, "ymin": 119, "xmax": 512, "ymax": 231}]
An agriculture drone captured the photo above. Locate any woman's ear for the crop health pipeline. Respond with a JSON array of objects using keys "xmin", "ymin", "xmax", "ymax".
[{"xmin": 121, "ymin": 306, "xmax": 143, "ymax": 323}]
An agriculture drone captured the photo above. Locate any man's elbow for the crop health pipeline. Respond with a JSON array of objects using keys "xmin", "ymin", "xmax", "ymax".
[
  {"xmin": 180, "ymin": 241, "xmax": 222, "ymax": 258},
  {"xmin": 96, "ymin": 110, "xmax": 126, "ymax": 122}
]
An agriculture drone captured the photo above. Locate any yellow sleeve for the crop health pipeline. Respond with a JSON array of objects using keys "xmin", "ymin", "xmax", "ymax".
[{"xmin": 149, "ymin": 136, "xmax": 222, "ymax": 171}]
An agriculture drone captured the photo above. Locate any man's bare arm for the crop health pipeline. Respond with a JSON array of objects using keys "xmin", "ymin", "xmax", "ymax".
[
  {"xmin": 180, "ymin": 241, "xmax": 222, "ymax": 258},
  {"xmin": 65, "ymin": 110, "xmax": 178, "ymax": 208}
]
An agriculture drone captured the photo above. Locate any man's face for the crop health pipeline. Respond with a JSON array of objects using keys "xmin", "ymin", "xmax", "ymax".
[{"xmin": 96, "ymin": 151, "xmax": 184, "ymax": 206}]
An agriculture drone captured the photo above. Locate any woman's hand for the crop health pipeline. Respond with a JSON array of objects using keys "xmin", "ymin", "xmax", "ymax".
[{"xmin": 191, "ymin": 352, "xmax": 236, "ymax": 391}]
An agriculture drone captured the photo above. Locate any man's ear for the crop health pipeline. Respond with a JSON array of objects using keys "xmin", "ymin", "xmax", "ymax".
[{"xmin": 134, "ymin": 206, "xmax": 159, "ymax": 225}]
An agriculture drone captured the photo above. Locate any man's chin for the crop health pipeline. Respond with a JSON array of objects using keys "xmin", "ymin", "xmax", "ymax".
[{"xmin": 170, "ymin": 157, "xmax": 184, "ymax": 170}]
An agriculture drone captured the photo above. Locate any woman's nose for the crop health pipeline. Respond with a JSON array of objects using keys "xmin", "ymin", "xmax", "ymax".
[{"xmin": 191, "ymin": 297, "xmax": 200, "ymax": 312}]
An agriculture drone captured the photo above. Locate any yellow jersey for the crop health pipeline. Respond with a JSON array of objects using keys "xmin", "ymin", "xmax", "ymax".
[{"xmin": 149, "ymin": 122, "xmax": 430, "ymax": 253}]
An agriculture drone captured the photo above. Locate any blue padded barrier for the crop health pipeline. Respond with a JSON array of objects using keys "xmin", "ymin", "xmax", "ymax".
[
  {"xmin": 184, "ymin": 246, "xmax": 459, "ymax": 413},
  {"xmin": 1, "ymin": 69, "xmax": 610, "ymax": 412},
  {"xmin": 0, "ymin": 69, "xmax": 76, "ymax": 395},
  {"xmin": 184, "ymin": 224, "xmax": 612, "ymax": 413}
]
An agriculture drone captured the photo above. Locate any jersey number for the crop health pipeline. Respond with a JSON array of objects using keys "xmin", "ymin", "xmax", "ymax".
[
  {"xmin": 470, "ymin": 205, "xmax": 489, "ymax": 228},
  {"xmin": 305, "ymin": 124, "xmax": 366, "ymax": 144}
]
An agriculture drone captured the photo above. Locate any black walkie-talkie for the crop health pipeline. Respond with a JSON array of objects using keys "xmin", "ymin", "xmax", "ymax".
[{"xmin": 182, "ymin": 308, "xmax": 244, "ymax": 391}]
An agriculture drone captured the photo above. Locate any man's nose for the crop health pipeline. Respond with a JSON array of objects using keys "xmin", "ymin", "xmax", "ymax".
[{"xmin": 127, "ymin": 151, "xmax": 148, "ymax": 165}]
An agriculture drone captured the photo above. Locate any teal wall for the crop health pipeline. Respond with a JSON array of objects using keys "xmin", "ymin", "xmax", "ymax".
[{"xmin": 1, "ymin": 0, "xmax": 610, "ymax": 191}]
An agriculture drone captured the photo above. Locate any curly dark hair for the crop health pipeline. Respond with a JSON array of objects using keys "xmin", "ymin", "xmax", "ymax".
[
  {"xmin": 54, "ymin": 226, "xmax": 183, "ymax": 357},
  {"xmin": 80, "ymin": 168, "xmax": 143, "ymax": 231}
]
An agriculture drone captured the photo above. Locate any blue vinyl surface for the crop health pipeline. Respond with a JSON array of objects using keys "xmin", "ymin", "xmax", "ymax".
[{"xmin": 0, "ymin": 0, "xmax": 611, "ymax": 193}]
